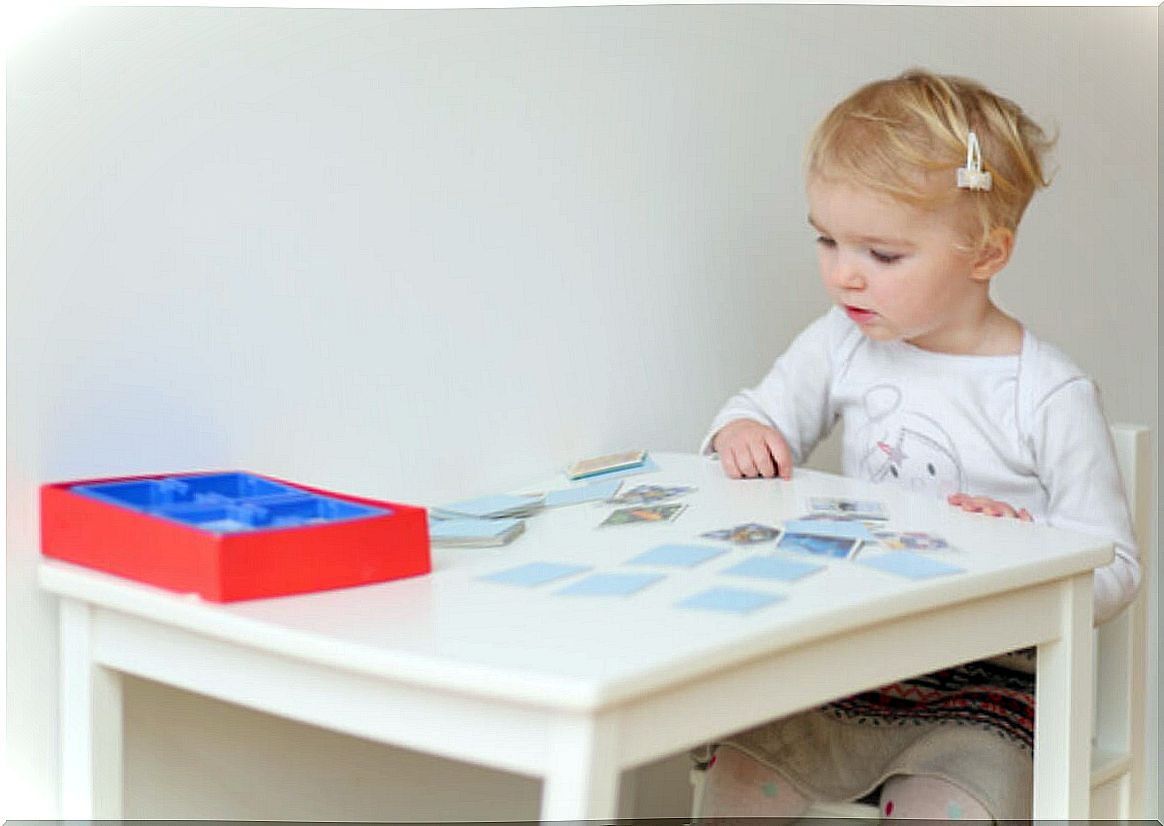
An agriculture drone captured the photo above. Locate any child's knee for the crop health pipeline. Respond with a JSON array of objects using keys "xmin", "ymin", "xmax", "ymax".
[
  {"xmin": 878, "ymin": 773, "xmax": 992, "ymax": 821},
  {"xmin": 699, "ymin": 745, "xmax": 810, "ymax": 819}
]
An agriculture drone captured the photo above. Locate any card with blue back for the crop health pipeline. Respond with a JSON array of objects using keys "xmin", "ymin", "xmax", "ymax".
[
  {"xmin": 720, "ymin": 555, "xmax": 825, "ymax": 582},
  {"xmin": 480, "ymin": 561, "xmax": 590, "ymax": 587},
  {"xmin": 677, "ymin": 587, "xmax": 786, "ymax": 615},
  {"xmin": 555, "ymin": 571, "xmax": 664, "ymax": 597},
  {"xmin": 855, "ymin": 551, "xmax": 965, "ymax": 579},
  {"xmin": 626, "ymin": 544, "xmax": 726, "ymax": 568}
]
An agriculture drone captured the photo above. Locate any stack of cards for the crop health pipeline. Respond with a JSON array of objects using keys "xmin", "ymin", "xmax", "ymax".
[
  {"xmin": 566, "ymin": 450, "xmax": 648, "ymax": 481},
  {"xmin": 431, "ymin": 493, "xmax": 545, "ymax": 520},
  {"xmin": 427, "ymin": 517, "xmax": 526, "ymax": 548}
]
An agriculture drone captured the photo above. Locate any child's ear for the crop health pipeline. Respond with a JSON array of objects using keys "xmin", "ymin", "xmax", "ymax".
[{"xmin": 970, "ymin": 227, "xmax": 1014, "ymax": 282}]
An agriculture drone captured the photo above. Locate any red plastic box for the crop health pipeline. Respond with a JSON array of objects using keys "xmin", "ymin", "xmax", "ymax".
[{"xmin": 40, "ymin": 471, "xmax": 431, "ymax": 602}]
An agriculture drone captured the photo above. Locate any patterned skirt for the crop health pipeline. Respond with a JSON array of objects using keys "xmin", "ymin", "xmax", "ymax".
[{"xmin": 704, "ymin": 651, "xmax": 1037, "ymax": 819}]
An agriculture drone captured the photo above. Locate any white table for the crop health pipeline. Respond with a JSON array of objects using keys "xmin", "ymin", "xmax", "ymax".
[{"xmin": 39, "ymin": 452, "xmax": 1111, "ymax": 820}]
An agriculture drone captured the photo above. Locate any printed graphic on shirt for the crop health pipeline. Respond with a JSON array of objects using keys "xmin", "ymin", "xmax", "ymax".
[{"xmin": 854, "ymin": 385, "xmax": 964, "ymax": 498}]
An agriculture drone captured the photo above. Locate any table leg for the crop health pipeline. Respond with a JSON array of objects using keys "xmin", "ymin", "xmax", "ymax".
[
  {"xmin": 1033, "ymin": 573, "xmax": 1093, "ymax": 818},
  {"xmin": 58, "ymin": 598, "xmax": 123, "ymax": 818},
  {"xmin": 539, "ymin": 713, "xmax": 623, "ymax": 821}
]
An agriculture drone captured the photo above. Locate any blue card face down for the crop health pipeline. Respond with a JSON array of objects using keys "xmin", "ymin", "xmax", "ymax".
[
  {"xmin": 720, "ymin": 555, "xmax": 825, "ymax": 582},
  {"xmin": 544, "ymin": 478, "xmax": 623, "ymax": 508},
  {"xmin": 480, "ymin": 562, "xmax": 590, "ymax": 587},
  {"xmin": 677, "ymin": 587, "xmax": 786, "ymax": 615},
  {"xmin": 855, "ymin": 551, "xmax": 965, "ymax": 580},
  {"xmin": 554, "ymin": 572, "xmax": 664, "ymax": 597},
  {"xmin": 626, "ymin": 544, "xmax": 726, "ymax": 568}
]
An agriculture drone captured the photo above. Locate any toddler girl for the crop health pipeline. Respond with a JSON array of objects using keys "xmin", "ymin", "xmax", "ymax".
[{"xmin": 698, "ymin": 69, "xmax": 1140, "ymax": 822}]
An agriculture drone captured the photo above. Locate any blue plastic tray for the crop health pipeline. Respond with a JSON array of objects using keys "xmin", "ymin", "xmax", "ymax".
[{"xmin": 70, "ymin": 472, "xmax": 389, "ymax": 534}]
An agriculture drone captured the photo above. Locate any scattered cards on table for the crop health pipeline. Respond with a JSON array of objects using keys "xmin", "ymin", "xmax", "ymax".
[
  {"xmin": 567, "ymin": 449, "xmax": 648, "ymax": 481},
  {"xmin": 808, "ymin": 496, "xmax": 889, "ymax": 521},
  {"xmin": 607, "ymin": 483, "xmax": 695, "ymax": 506},
  {"xmin": 600, "ymin": 503, "xmax": 687, "ymax": 527},
  {"xmin": 701, "ymin": 522, "xmax": 782, "ymax": 544}
]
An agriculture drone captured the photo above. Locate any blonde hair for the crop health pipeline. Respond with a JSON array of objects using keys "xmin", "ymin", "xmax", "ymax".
[{"xmin": 806, "ymin": 69, "xmax": 1057, "ymax": 252}]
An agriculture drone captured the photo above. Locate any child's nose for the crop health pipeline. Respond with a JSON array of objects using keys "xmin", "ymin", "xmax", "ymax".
[{"xmin": 831, "ymin": 257, "xmax": 866, "ymax": 290}]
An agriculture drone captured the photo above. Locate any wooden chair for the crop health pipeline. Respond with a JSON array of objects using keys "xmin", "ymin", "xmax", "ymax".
[{"xmin": 689, "ymin": 423, "xmax": 1152, "ymax": 820}]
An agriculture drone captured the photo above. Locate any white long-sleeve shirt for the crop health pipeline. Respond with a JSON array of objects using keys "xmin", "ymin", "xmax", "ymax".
[{"xmin": 703, "ymin": 306, "xmax": 1140, "ymax": 625}]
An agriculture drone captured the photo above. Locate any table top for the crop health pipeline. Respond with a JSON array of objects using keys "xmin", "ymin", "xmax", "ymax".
[{"xmin": 40, "ymin": 452, "xmax": 1111, "ymax": 712}]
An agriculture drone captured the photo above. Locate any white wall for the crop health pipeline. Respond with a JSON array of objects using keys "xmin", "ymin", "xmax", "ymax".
[{"xmin": 7, "ymin": 4, "xmax": 1158, "ymax": 818}]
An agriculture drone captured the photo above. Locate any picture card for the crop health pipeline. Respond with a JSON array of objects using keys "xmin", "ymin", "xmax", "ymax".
[
  {"xmin": 808, "ymin": 496, "xmax": 888, "ymax": 521},
  {"xmin": 701, "ymin": 522, "xmax": 782, "ymax": 544},
  {"xmin": 567, "ymin": 449, "xmax": 647, "ymax": 480},
  {"xmin": 873, "ymin": 530, "xmax": 951, "ymax": 551},
  {"xmin": 777, "ymin": 531, "xmax": 862, "ymax": 559},
  {"xmin": 600, "ymin": 503, "xmax": 686, "ymax": 527},
  {"xmin": 555, "ymin": 571, "xmax": 665, "ymax": 597},
  {"xmin": 607, "ymin": 483, "xmax": 696, "ymax": 506},
  {"xmin": 544, "ymin": 477, "xmax": 624, "ymax": 508},
  {"xmin": 677, "ymin": 587, "xmax": 786, "ymax": 615},
  {"xmin": 626, "ymin": 544, "xmax": 727, "ymax": 568},
  {"xmin": 783, "ymin": 518, "xmax": 875, "ymax": 541},
  {"xmin": 720, "ymin": 555, "xmax": 825, "ymax": 582},
  {"xmin": 479, "ymin": 561, "xmax": 590, "ymax": 587},
  {"xmin": 855, "ymin": 551, "xmax": 965, "ymax": 580}
]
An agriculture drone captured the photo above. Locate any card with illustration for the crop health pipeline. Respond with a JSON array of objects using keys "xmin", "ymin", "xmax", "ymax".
[
  {"xmin": 855, "ymin": 551, "xmax": 965, "ymax": 580},
  {"xmin": 599, "ymin": 503, "xmax": 686, "ymax": 527},
  {"xmin": 555, "ymin": 571, "xmax": 665, "ymax": 597},
  {"xmin": 783, "ymin": 518, "xmax": 875, "ymax": 541},
  {"xmin": 808, "ymin": 496, "xmax": 888, "ymax": 521},
  {"xmin": 777, "ymin": 531, "xmax": 862, "ymax": 559},
  {"xmin": 677, "ymin": 587, "xmax": 786, "ymax": 615},
  {"xmin": 701, "ymin": 522, "xmax": 782, "ymax": 544},
  {"xmin": 626, "ymin": 544, "xmax": 726, "ymax": 568},
  {"xmin": 873, "ymin": 530, "xmax": 951, "ymax": 551},
  {"xmin": 720, "ymin": 555, "xmax": 825, "ymax": 582},
  {"xmin": 607, "ymin": 483, "xmax": 696, "ymax": 506}
]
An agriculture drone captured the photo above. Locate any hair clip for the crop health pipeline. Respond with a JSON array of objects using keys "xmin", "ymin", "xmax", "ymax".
[{"xmin": 956, "ymin": 130, "xmax": 992, "ymax": 191}]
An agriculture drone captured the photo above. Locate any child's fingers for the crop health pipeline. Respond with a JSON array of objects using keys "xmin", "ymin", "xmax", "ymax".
[
  {"xmin": 747, "ymin": 441, "xmax": 779, "ymax": 478},
  {"xmin": 1018, "ymin": 508, "xmax": 1033, "ymax": 522},
  {"xmin": 764, "ymin": 432, "xmax": 793, "ymax": 480},
  {"xmin": 720, "ymin": 445, "xmax": 744, "ymax": 479}
]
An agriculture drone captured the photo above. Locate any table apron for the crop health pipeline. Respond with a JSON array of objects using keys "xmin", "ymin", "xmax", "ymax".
[
  {"xmin": 90, "ymin": 576, "xmax": 1070, "ymax": 778},
  {"xmin": 90, "ymin": 607, "xmax": 572, "ymax": 778},
  {"xmin": 614, "ymin": 579, "xmax": 1066, "ymax": 768}
]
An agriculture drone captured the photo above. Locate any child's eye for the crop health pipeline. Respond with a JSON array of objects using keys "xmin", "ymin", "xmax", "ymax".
[
  {"xmin": 816, "ymin": 236, "xmax": 836, "ymax": 248},
  {"xmin": 871, "ymin": 249, "xmax": 903, "ymax": 264}
]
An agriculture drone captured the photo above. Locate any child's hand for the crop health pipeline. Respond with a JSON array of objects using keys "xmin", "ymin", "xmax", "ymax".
[
  {"xmin": 712, "ymin": 419, "xmax": 793, "ymax": 480},
  {"xmin": 947, "ymin": 492, "xmax": 1032, "ymax": 521}
]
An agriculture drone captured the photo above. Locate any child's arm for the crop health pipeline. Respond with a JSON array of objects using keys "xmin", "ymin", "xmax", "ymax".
[
  {"xmin": 1031, "ymin": 379, "xmax": 1141, "ymax": 625},
  {"xmin": 701, "ymin": 309, "xmax": 846, "ymax": 475}
]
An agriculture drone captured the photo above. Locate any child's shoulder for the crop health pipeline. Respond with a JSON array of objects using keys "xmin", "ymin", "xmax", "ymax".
[
  {"xmin": 1018, "ymin": 326, "xmax": 1097, "ymax": 410},
  {"xmin": 1019, "ymin": 328, "xmax": 1089, "ymax": 393}
]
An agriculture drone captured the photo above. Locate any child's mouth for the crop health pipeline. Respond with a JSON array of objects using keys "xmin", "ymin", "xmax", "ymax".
[{"xmin": 844, "ymin": 305, "xmax": 876, "ymax": 323}]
